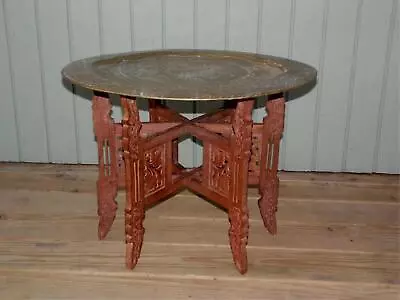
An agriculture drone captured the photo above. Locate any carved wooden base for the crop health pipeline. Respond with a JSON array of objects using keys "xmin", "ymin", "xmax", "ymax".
[
  {"xmin": 228, "ymin": 99, "xmax": 254, "ymax": 274},
  {"xmin": 92, "ymin": 94, "xmax": 119, "ymax": 240},
  {"xmin": 258, "ymin": 96, "xmax": 285, "ymax": 235},
  {"xmin": 121, "ymin": 97, "xmax": 146, "ymax": 269},
  {"xmin": 90, "ymin": 94, "xmax": 286, "ymax": 274}
]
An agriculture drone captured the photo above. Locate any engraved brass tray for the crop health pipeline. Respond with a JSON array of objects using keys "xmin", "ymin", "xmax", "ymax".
[{"xmin": 62, "ymin": 49, "xmax": 317, "ymax": 101}]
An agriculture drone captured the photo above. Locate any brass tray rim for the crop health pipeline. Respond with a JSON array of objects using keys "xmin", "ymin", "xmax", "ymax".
[{"xmin": 62, "ymin": 49, "xmax": 317, "ymax": 101}]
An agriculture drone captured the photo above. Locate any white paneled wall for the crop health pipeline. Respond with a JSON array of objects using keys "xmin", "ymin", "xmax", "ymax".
[{"xmin": 0, "ymin": 0, "xmax": 398, "ymax": 173}]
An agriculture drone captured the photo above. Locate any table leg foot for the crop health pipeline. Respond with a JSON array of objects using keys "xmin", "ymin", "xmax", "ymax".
[
  {"xmin": 98, "ymin": 217, "xmax": 115, "ymax": 240},
  {"xmin": 258, "ymin": 96, "xmax": 285, "ymax": 235},
  {"xmin": 93, "ymin": 94, "xmax": 119, "ymax": 240},
  {"xmin": 122, "ymin": 96, "xmax": 145, "ymax": 270},
  {"xmin": 125, "ymin": 208, "xmax": 145, "ymax": 269},
  {"xmin": 229, "ymin": 206, "xmax": 249, "ymax": 274},
  {"xmin": 228, "ymin": 99, "xmax": 254, "ymax": 274},
  {"xmin": 97, "ymin": 179, "xmax": 118, "ymax": 240},
  {"xmin": 258, "ymin": 177, "xmax": 278, "ymax": 235}
]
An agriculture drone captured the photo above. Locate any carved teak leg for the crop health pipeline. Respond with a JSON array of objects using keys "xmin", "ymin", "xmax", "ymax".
[
  {"xmin": 228, "ymin": 99, "xmax": 254, "ymax": 274},
  {"xmin": 121, "ymin": 97, "xmax": 145, "ymax": 269},
  {"xmin": 92, "ymin": 94, "xmax": 118, "ymax": 240},
  {"xmin": 258, "ymin": 96, "xmax": 285, "ymax": 235}
]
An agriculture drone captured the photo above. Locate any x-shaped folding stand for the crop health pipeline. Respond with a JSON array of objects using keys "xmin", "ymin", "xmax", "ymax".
[{"xmin": 92, "ymin": 93, "xmax": 285, "ymax": 274}]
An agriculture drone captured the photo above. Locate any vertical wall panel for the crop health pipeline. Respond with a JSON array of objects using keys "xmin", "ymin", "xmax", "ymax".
[
  {"xmin": 227, "ymin": 0, "xmax": 259, "ymax": 164},
  {"xmin": 194, "ymin": 0, "xmax": 226, "ymax": 165},
  {"xmin": 345, "ymin": 0, "xmax": 393, "ymax": 172},
  {"xmin": 197, "ymin": 0, "xmax": 225, "ymax": 50},
  {"xmin": 164, "ymin": 0, "xmax": 195, "ymax": 167},
  {"xmin": 315, "ymin": 0, "xmax": 359, "ymax": 171},
  {"xmin": 0, "ymin": 1, "xmax": 19, "ymax": 161},
  {"xmin": 68, "ymin": 0, "xmax": 101, "ymax": 163},
  {"xmin": 283, "ymin": 0, "xmax": 326, "ymax": 171},
  {"xmin": 0, "ymin": 0, "xmax": 398, "ymax": 174},
  {"xmin": 376, "ymin": 1, "xmax": 399, "ymax": 173},
  {"xmin": 133, "ymin": 0, "xmax": 164, "ymax": 122},
  {"xmin": 255, "ymin": 0, "xmax": 292, "ymax": 167},
  {"xmin": 36, "ymin": 0, "xmax": 78, "ymax": 163},
  {"xmin": 3, "ymin": 0, "xmax": 48, "ymax": 162},
  {"xmin": 133, "ymin": 0, "xmax": 163, "ymax": 51},
  {"xmin": 258, "ymin": 0, "xmax": 292, "ymax": 57},
  {"xmin": 253, "ymin": 0, "xmax": 291, "ymax": 122},
  {"xmin": 99, "ymin": 0, "xmax": 132, "ymax": 122},
  {"xmin": 228, "ymin": 0, "xmax": 259, "ymax": 52},
  {"xmin": 99, "ymin": 0, "xmax": 131, "ymax": 54},
  {"xmin": 165, "ymin": 0, "xmax": 194, "ymax": 49}
]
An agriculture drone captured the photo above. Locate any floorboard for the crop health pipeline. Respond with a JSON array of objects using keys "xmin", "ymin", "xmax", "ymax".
[{"xmin": 0, "ymin": 163, "xmax": 398, "ymax": 299}]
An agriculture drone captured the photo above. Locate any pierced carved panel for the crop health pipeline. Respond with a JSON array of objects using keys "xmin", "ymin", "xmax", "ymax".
[
  {"xmin": 208, "ymin": 144, "xmax": 231, "ymax": 197},
  {"xmin": 92, "ymin": 95, "xmax": 119, "ymax": 240},
  {"xmin": 248, "ymin": 133, "xmax": 262, "ymax": 178},
  {"xmin": 144, "ymin": 144, "xmax": 167, "ymax": 196},
  {"xmin": 114, "ymin": 123, "xmax": 126, "ymax": 188}
]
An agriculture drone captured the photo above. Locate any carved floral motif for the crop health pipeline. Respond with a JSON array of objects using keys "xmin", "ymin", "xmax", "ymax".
[
  {"xmin": 123, "ymin": 99, "xmax": 141, "ymax": 160},
  {"xmin": 209, "ymin": 145, "xmax": 230, "ymax": 197},
  {"xmin": 248, "ymin": 134, "xmax": 262, "ymax": 177},
  {"xmin": 144, "ymin": 145, "xmax": 166, "ymax": 196},
  {"xmin": 232, "ymin": 112, "xmax": 253, "ymax": 161}
]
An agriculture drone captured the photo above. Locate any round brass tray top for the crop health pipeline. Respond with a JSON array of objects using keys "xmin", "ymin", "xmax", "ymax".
[{"xmin": 62, "ymin": 49, "xmax": 317, "ymax": 101}]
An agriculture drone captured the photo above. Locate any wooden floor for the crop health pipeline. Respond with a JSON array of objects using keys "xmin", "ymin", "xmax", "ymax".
[{"xmin": 0, "ymin": 164, "xmax": 398, "ymax": 299}]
